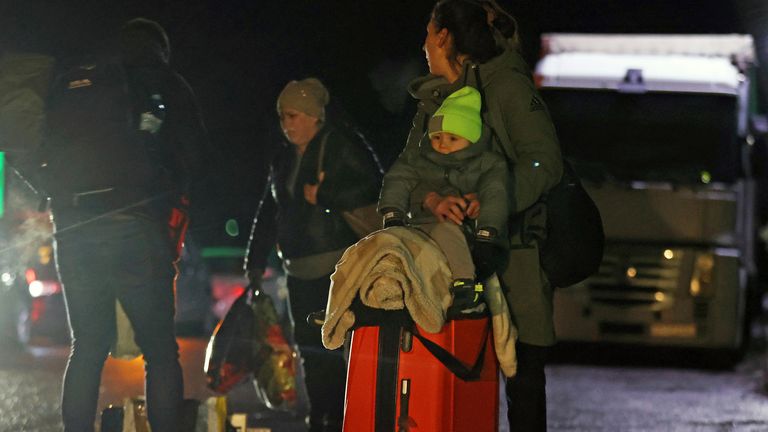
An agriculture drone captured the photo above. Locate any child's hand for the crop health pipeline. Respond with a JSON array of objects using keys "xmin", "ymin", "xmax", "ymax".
[
  {"xmin": 464, "ymin": 193, "xmax": 480, "ymax": 219},
  {"xmin": 424, "ymin": 192, "xmax": 467, "ymax": 225}
]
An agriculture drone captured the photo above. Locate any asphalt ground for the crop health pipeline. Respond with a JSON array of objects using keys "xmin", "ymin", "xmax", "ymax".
[{"xmin": 0, "ymin": 335, "xmax": 767, "ymax": 431}]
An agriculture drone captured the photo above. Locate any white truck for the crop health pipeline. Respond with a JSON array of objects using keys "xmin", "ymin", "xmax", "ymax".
[{"xmin": 536, "ymin": 34, "xmax": 760, "ymax": 358}]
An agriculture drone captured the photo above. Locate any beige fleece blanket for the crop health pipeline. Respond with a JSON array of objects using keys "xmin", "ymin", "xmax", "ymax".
[{"xmin": 321, "ymin": 226, "xmax": 517, "ymax": 377}]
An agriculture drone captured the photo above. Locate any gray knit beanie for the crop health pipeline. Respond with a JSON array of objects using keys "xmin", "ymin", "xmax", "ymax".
[{"xmin": 276, "ymin": 78, "xmax": 330, "ymax": 121}]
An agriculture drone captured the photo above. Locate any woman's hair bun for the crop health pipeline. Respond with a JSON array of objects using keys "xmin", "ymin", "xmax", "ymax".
[{"xmin": 490, "ymin": 10, "xmax": 516, "ymax": 39}]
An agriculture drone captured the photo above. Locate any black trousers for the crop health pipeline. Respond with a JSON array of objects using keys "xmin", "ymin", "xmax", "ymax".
[
  {"xmin": 287, "ymin": 274, "xmax": 347, "ymax": 432},
  {"xmin": 506, "ymin": 342, "xmax": 549, "ymax": 432},
  {"xmin": 54, "ymin": 212, "xmax": 182, "ymax": 432}
]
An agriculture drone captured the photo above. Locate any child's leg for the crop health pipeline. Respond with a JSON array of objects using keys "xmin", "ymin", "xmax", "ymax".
[
  {"xmin": 419, "ymin": 221, "xmax": 475, "ymax": 280},
  {"xmin": 420, "ymin": 222, "xmax": 485, "ymax": 318}
]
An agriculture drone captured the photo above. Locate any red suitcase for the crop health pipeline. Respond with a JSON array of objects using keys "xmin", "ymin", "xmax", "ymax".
[{"xmin": 343, "ymin": 317, "xmax": 499, "ymax": 432}]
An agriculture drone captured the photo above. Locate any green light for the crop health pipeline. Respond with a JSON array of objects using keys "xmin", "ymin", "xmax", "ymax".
[
  {"xmin": 700, "ymin": 171, "xmax": 711, "ymax": 184},
  {"xmin": 225, "ymin": 219, "xmax": 239, "ymax": 237},
  {"xmin": 201, "ymin": 247, "xmax": 245, "ymax": 259},
  {"xmin": 0, "ymin": 152, "xmax": 5, "ymax": 218}
]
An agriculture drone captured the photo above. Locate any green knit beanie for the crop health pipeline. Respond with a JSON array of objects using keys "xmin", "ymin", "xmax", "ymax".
[{"xmin": 428, "ymin": 86, "xmax": 482, "ymax": 143}]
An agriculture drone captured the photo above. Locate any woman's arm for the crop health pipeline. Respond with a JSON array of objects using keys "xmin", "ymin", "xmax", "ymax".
[
  {"xmin": 243, "ymin": 173, "xmax": 278, "ymax": 278},
  {"xmin": 491, "ymin": 70, "xmax": 563, "ymax": 213},
  {"xmin": 475, "ymin": 156, "xmax": 510, "ymax": 235}
]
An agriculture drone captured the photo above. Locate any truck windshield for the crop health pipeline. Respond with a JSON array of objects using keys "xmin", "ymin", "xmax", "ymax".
[{"xmin": 541, "ymin": 89, "xmax": 740, "ymax": 184}]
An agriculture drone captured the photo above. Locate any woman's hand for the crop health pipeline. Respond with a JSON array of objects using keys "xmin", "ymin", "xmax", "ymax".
[
  {"xmin": 304, "ymin": 171, "xmax": 325, "ymax": 205},
  {"xmin": 423, "ymin": 192, "xmax": 468, "ymax": 225},
  {"xmin": 464, "ymin": 193, "xmax": 480, "ymax": 219}
]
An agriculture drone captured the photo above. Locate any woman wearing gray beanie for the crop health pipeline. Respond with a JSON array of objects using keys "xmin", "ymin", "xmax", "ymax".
[{"xmin": 245, "ymin": 78, "xmax": 382, "ymax": 432}]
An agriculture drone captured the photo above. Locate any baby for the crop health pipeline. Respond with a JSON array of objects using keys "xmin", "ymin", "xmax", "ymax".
[{"xmin": 378, "ymin": 86, "xmax": 508, "ymax": 316}]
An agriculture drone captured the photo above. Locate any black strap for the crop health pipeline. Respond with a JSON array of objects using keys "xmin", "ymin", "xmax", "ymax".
[
  {"xmin": 315, "ymin": 129, "xmax": 331, "ymax": 179},
  {"xmin": 350, "ymin": 298, "xmax": 410, "ymax": 329},
  {"xmin": 374, "ymin": 321, "xmax": 401, "ymax": 432},
  {"xmin": 409, "ymin": 320, "xmax": 490, "ymax": 381},
  {"xmin": 465, "ymin": 63, "xmax": 486, "ymax": 110}
]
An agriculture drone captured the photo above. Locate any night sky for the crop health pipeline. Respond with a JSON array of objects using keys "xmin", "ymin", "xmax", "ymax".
[{"xmin": 0, "ymin": 0, "xmax": 745, "ymax": 247}]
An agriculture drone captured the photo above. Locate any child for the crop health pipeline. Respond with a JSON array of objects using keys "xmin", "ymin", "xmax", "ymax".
[{"xmin": 378, "ymin": 86, "xmax": 508, "ymax": 316}]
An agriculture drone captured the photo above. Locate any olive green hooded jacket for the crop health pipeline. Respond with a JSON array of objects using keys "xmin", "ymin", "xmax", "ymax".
[
  {"xmin": 379, "ymin": 131, "xmax": 509, "ymax": 237},
  {"xmin": 403, "ymin": 48, "xmax": 563, "ymax": 345}
]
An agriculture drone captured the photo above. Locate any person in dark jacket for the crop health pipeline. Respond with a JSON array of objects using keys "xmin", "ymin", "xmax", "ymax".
[
  {"xmin": 49, "ymin": 18, "xmax": 208, "ymax": 432},
  {"xmin": 404, "ymin": 1, "xmax": 564, "ymax": 430},
  {"xmin": 378, "ymin": 85, "xmax": 508, "ymax": 315},
  {"xmin": 244, "ymin": 78, "xmax": 381, "ymax": 432}
]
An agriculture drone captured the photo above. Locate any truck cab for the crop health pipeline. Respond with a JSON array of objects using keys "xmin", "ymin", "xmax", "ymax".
[{"xmin": 536, "ymin": 34, "xmax": 759, "ymax": 354}]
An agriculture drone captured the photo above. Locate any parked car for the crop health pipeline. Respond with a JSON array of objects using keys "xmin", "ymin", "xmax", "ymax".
[
  {"xmin": 201, "ymin": 246, "xmax": 288, "ymax": 327},
  {"xmin": 175, "ymin": 238, "xmax": 215, "ymax": 336},
  {"xmin": 15, "ymin": 243, "xmax": 69, "ymax": 345},
  {"xmin": 0, "ymin": 245, "xmax": 30, "ymax": 349},
  {"xmin": 11, "ymin": 235, "xmax": 219, "ymax": 345}
]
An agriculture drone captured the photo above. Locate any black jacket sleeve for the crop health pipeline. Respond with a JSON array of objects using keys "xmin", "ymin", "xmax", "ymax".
[
  {"xmin": 243, "ymin": 173, "xmax": 278, "ymax": 273},
  {"xmin": 160, "ymin": 71, "xmax": 212, "ymax": 196}
]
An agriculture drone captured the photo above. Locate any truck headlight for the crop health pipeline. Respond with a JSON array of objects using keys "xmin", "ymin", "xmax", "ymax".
[{"xmin": 690, "ymin": 252, "xmax": 714, "ymax": 297}]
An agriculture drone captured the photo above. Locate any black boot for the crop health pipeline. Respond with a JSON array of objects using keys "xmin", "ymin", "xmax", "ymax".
[
  {"xmin": 505, "ymin": 342, "xmax": 549, "ymax": 431},
  {"xmin": 447, "ymin": 279, "xmax": 487, "ymax": 319}
]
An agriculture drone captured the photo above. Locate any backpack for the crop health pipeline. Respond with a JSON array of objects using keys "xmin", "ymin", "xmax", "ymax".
[{"xmin": 39, "ymin": 58, "xmax": 169, "ymax": 211}]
